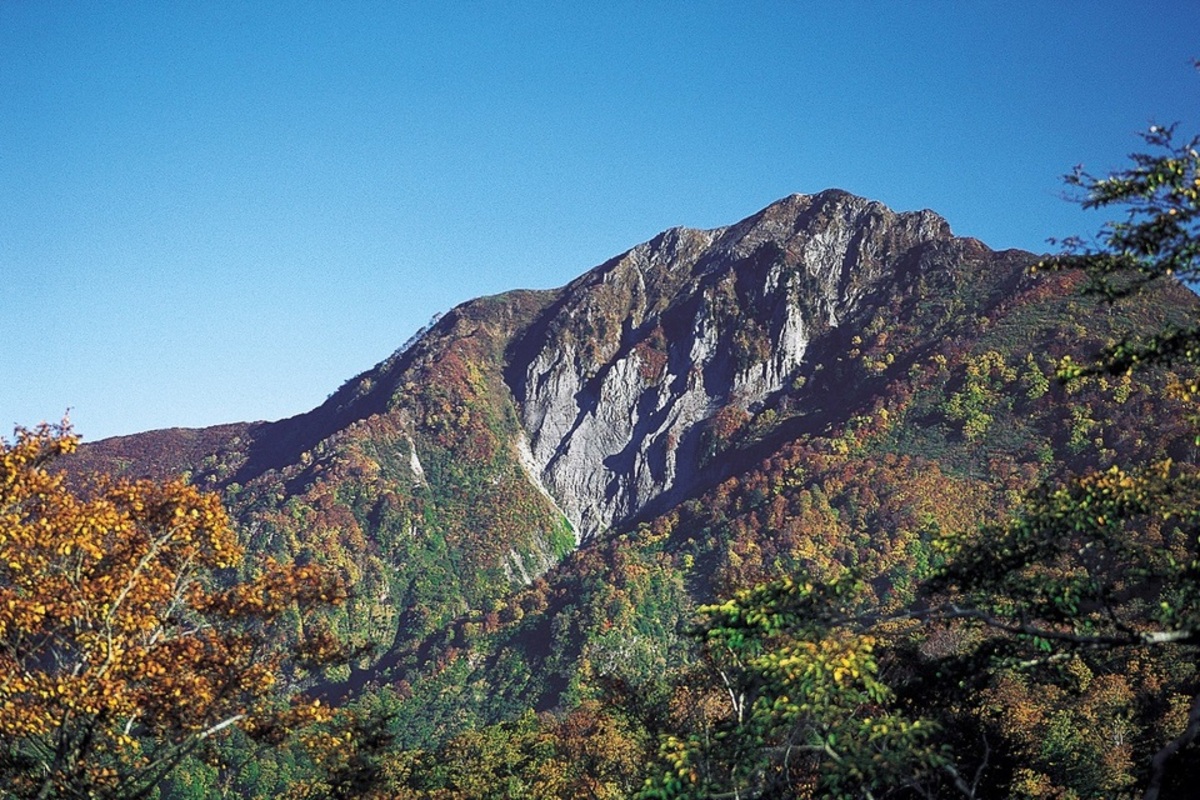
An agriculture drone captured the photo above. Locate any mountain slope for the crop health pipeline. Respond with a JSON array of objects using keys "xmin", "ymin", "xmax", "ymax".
[{"xmin": 63, "ymin": 190, "xmax": 1200, "ymax": 749}]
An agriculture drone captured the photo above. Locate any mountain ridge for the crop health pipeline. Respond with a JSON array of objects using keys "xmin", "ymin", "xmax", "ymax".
[
  {"xmin": 71, "ymin": 189, "xmax": 969, "ymax": 539},
  {"xmin": 66, "ymin": 191, "xmax": 1051, "ymax": 694}
]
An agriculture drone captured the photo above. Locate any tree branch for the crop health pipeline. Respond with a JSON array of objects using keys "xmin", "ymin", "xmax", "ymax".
[{"xmin": 1144, "ymin": 691, "xmax": 1200, "ymax": 800}]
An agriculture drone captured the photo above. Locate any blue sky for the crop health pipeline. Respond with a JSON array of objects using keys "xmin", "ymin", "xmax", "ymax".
[{"xmin": 3, "ymin": 2, "xmax": 1199, "ymax": 442}]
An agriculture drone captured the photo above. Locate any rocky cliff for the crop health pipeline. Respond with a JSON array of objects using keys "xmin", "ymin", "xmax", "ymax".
[
  {"xmin": 70, "ymin": 190, "xmax": 997, "ymax": 664},
  {"xmin": 507, "ymin": 190, "xmax": 952, "ymax": 540}
]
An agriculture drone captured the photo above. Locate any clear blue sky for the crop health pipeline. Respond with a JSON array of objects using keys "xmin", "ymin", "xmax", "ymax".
[{"xmin": 3, "ymin": 2, "xmax": 1199, "ymax": 442}]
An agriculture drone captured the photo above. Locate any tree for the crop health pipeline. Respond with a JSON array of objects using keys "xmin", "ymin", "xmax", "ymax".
[
  {"xmin": 0, "ymin": 422, "xmax": 348, "ymax": 799},
  {"xmin": 641, "ymin": 117, "xmax": 1200, "ymax": 799},
  {"xmin": 1047, "ymin": 121, "xmax": 1200, "ymax": 382},
  {"xmin": 640, "ymin": 575, "xmax": 981, "ymax": 800}
]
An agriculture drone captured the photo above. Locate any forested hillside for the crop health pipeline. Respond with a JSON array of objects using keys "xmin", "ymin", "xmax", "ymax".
[{"xmin": 22, "ymin": 132, "xmax": 1200, "ymax": 798}]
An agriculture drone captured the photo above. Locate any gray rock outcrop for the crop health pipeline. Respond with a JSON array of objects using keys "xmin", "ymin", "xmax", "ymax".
[{"xmin": 508, "ymin": 190, "xmax": 952, "ymax": 540}]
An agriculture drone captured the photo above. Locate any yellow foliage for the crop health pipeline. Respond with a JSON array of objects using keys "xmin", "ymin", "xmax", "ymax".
[{"xmin": 0, "ymin": 422, "xmax": 346, "ymax": 799}]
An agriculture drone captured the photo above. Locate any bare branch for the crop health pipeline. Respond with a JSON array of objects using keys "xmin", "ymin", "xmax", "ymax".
[{"xmin": 1144, "ymin": 692, "xmax": 1200, "ymax": 800}]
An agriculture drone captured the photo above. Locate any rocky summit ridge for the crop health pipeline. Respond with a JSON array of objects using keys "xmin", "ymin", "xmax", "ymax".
[{"xmin": 58, "ymin": 188, "xmax": 1200, "ymax": 760}]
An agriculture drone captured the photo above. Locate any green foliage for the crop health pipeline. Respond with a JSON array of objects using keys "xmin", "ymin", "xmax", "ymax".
[
  {"xmin": 941, "ymin": 350, "xmax": 1016, "ymax": 441},
  {"xmin": 640, "ymin": 577, "xmax": 954, "ymax": 799},
  {"xmin": 1044, "ymin": 122, "xmax": 1200, "ymax": 382},
  {"xmin": 1019, "ymin": 353, "xmax": 1051, "ymax": 401}
]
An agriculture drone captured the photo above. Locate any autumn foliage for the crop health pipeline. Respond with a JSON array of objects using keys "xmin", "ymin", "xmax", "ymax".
[{"xmin": 0, "ymin": 422, "xmax": 346, "ymax": 799}]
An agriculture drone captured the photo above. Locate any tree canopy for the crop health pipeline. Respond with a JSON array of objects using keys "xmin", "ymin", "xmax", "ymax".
[
  {"xmin": 0, "ymin": 422, "xmax": 347, "ymax": 799},
  {"xmin": 1048, "ymin": 122, "xmax": 1200, "ymax": 382}
]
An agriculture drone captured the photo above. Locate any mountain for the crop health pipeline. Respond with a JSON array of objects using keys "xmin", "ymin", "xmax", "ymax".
[{"xmin": 64, "ymin": 189, "xmax": 1200, "ymax": 753}]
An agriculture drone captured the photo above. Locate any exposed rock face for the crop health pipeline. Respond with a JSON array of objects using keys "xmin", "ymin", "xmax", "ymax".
[{"xmin": 507, "ymin": 190, "xmax": 952, "ymax": 540}]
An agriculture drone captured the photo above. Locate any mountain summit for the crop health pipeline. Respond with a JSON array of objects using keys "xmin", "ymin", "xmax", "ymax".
[{"xmin": 69, "ymin": 190, "xmax": 1039, "ymax": 596}]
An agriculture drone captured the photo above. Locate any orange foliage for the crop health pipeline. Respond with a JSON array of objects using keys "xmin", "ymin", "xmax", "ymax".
[{"xmin": 0, "ymin": 423, "xmax": 345, "ymax": 799}]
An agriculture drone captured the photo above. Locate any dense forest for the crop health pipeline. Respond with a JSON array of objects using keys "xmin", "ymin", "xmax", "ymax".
[{"xmin": 4, "ymin": 125, "xmax": 1200, "ymax": 799}]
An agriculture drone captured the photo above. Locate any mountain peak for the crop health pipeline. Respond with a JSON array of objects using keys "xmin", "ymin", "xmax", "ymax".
[
  {"xmin": 508, "ymin": 191, "xmax": 980, "ymax": 539},
  {"xmin": 718, "ymin": 190, "xmax": 952, "ymax": 258}
]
